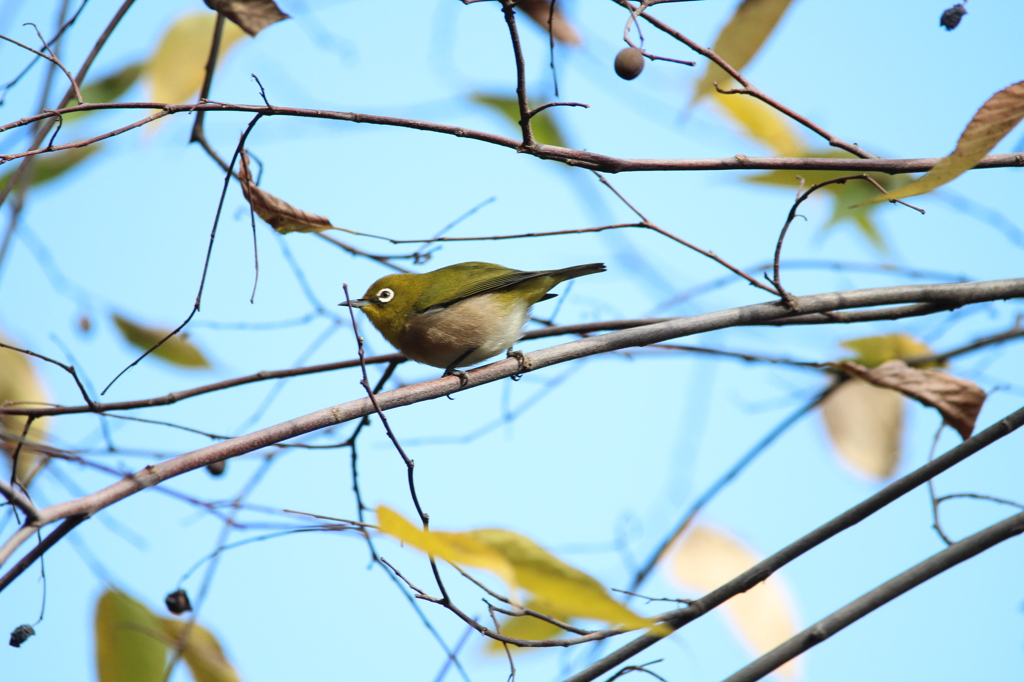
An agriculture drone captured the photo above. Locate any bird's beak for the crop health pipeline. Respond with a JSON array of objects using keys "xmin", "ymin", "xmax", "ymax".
[{"xmin": 339, "ymin": 298, "xmax": 370, "ymax": 309}]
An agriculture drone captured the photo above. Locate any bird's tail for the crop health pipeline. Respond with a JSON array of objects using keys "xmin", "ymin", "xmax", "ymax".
[{"xmin": 550, "ymin": 263, "xmax": 607, "ymax": 282}]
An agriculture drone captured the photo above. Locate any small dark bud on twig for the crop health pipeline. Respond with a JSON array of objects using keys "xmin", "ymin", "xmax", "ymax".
[
  {"xmin": 9, "ymin": 624, "xmax": 35, "ymax": 648},
  {"xmin": 206, "ymin": 460, "xmax": 227, "ymax": 476},
  {"xmin": 165, "ymin": 588, "xmax": 193, "ymax": 614},
  {"xmin": 940, "ymin": 4, "xmax": 967, "ymax": 30}
]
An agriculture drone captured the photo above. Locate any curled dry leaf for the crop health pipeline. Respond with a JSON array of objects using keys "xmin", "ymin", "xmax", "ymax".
[
  {"xmin": 863, "ymin": 80, "xmax": 1024, "ymax": 204},
  {"xmin": 669, "ymin": 525, "xmax": 800, "ymax": 679},
  {"xmin": 692, "ymin": 0, "xmax": 794, "ymax": 103},
  {"xmin": 238, "ymin": 153, "xmax": 334, "ymax": 234},
  {"xmin": 837, "ymin": 360, "xmax": 986, "ymax": 439},
  {"xmin": 518, "ymin": 0, "xmax": 581, "ymax": 46},
  {"xmin": 204, "ymin": 0, "xmax": 289, "ymax": 36},
  {"xmin": 821, "ymin": 378, "xmax": 903, "ymax": 479}
]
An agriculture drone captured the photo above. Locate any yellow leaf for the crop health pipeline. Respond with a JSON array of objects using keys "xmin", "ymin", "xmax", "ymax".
[
  {"xmin": 159, "ymin": 619, "xmax": 240, "ymax": 682},
  {"xmin": 692, "ymin": 0, "xmax": 794, "ymax": 103},
  {"xmin": 113, "ymin": 314, "xmax": 211, "ymax": 369},
  {"xmin": 518, "ymin": 0, "xmax": 580, "ymax": 46},
  {"xmin": 204, "ymin": 0, "xmax": 289, "ymax": 37},
  {"xmin": 376, "ymin": 506, "xmax": 518, "ymax": 594},
  {"xmin": 821, "ymin": 378, "xmax": 903, "ymax": 479},
  {"xmin": 377, "ymin": 507, "xmax": 662, "ymax": 633},
  {"xmin": 0, "ymin": 336, "xmax": 50, "ymax": 487},
  {"xmin": 468, "ymin": 529, "xmax": 661, "ymax": 632},
  {"xmin": 95, "ymin": 590, "xmax": 167, "ymax": 682},
  {"xmin": 485, "ymin": 600, "xmax": 569, "ymax": 654},
  {"xmin": 863, "ymin": 80, "xmax": 1024, "ymax": 204},
  {"xmin": 840, "ymin": 333, "xmax": 937, "ymax": 369},
  {"xmin": 238, "ymin": 152, "xmax": 334, "ymax": 234},
  {"xmin": 146, "ymin": 12, "xmax": 247, "ymax": 104},
  {"xmin": 670, "ymin": 525, "xmax": 800, "ymax": 679},
  {"xmin": 714, "ymin": 93, "xmax": 805, "ymax": 157}
]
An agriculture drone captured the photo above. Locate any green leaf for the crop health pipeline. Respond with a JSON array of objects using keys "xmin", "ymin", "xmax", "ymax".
[
  {"xmin": 745, "ymin": 151, "xmax": 910, "ymax": 251},
  {"xmin": 95, "ymin": 590, "xmax": 167, "ymax": 682},
  {"xmin": 472, "ymin": 93, "xmax": 567, "ymax": 147},
  {"xmin": 840, "ymin": 333, "xmax": 938, "ymax": 368},
  {"xmin": 862, "ymin": 80, "xmax": 1024, "ymax": 205},
  {"xmin": 113, "ymin": 314, "xmax": 211, "ymax": 368},
  {"xmin": 0, "ymin": 145, "xmax": 102, "ymax": 195},
  {"xmin": 81, "ymin": 63, "xmax": 144, "ymax": 104},
  {"xmin": 692, "ymin": 0, "xmax": 794, "ymax": 104}
]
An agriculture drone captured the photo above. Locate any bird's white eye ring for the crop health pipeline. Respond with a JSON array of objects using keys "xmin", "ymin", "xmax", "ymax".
[{"xmin": 376, "ymin": 288, "xmax": 395, "ymax": 303}]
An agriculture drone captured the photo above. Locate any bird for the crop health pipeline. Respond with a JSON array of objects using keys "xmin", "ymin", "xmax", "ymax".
[{"xmin": 341, "ymin": 261, "xmax": 605, "ymax": 383}]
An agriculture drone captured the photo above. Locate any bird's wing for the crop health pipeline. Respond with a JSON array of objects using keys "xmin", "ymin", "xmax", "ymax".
[{"xmin": 417, "ymin": 263, "xmax": 545, "ymax": 312}]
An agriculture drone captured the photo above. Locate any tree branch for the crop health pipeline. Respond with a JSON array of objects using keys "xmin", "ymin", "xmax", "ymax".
[
  {"xmin": 721, "ymin": 510, "xmax": 1024, "ymax": 682},
  {"xmin": 2, "ymin": 101, "xmax": 1022, "ymax": 175},
  {"xmin": 560, "ymin": 404, "xmax": 1024, "ymax": 682},
  {"xmin": 1, "ymin": 277, "xmax": 1022, "ymax": 582}
]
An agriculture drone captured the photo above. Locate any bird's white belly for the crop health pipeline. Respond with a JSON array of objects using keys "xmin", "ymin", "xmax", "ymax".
[{"xmin": 401, "ymin": 294, "xmax": 530, "ymax": 369}]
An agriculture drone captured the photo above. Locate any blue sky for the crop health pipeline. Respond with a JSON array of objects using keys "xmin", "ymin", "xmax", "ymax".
[{"xmin": 1, "ymin": 1, "xmax": 1022, "ymax": 681}]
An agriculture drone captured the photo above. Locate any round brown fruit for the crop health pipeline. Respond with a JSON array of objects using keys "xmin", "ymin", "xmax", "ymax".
[{"xmin": 614, "ymin": 47, "xmax": 644, "ymax": 80}]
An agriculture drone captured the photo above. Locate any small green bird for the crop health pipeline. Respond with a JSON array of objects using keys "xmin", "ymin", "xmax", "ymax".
[{"xmin": 341, "ymin": 261, "xmax": 605, "ymax": 381}]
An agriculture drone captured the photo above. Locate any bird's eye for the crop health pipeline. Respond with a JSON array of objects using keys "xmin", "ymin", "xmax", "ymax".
[{"xmin": 376, "ymin": 288, "xmax": 395, "ymax": 303}]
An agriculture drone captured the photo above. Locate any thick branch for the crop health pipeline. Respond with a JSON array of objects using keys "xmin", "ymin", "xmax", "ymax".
[
  {"xmin": 1, "ymin": 277, "xmax": 1022, "ymax": 579},
  {"xmin": 722, "ymin": 510, "xmax": 1024, "ymax": 682},
  {"xmin": 560, "ymin": 404, "xmax": 1024, "ymax": 682}
]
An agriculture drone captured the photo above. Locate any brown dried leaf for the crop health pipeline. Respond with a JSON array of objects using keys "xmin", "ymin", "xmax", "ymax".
[
  {"xmin": 821, "ymin": 378, "xmax": 903, "ymax": 479},
  {"xmin": 204, "ymin": 0, "xmax": 289, "ymax": 36},
  {"xmin": 518, "ymin": 0, "xmax": 580, "ymax": 46},
  {"xmin": 864, "ymin": 80, "xmax": 1024, "ymax": 204},
  {"xmin": 838, "ymin": 360, "xmax": 986, "ymax": 439},
  {"xmin": 238, "ymin": 153, "xmax": 334, "ymax": 234}
]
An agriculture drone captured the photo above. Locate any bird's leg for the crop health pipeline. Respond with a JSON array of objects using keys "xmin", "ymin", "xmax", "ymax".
[
  {"xmin": 506, "ymin": 348, "xmax": 531, "ymax": 381},
  {"xmin": 443, "ymin": 349, "xmax": 475, "ymax": 392}
]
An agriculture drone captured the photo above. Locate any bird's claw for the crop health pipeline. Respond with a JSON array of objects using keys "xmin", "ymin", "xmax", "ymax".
[
  {"xmin": 506, "ymin": 349, "xmax": 531, "ymax": 381},
  {"xmin": 443, "ymin": 367, "xmax": 469, "ymax": 389}
]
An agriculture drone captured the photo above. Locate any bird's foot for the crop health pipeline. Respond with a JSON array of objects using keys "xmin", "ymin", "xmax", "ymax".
[
  {"xmin": 506, "ymin": 349, "xmax": 531, "ymax": 381},
  {"xmin": 442, "ymin": 367, "xmax": 470, "ymax": 395}
]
